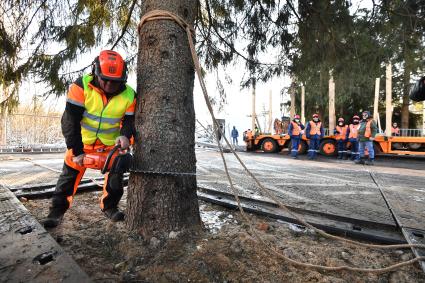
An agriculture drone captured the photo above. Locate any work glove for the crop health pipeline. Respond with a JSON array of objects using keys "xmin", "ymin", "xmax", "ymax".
[
  {"xmin": 370, "ymin": 137, "xmax": 375, "ymax": 141},
  {"xmin": 115, "ymin": 135, "xmax": 130, "ymax": 150},
  {"xmin": 72, "ymin": 154, "xmax": 85, "ymax": 166}
]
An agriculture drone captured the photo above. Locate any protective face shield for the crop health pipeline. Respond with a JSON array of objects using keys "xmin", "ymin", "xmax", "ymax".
[
  {"xmin": 295, "ymin": 119, "xmax": 300, "ymax": 123},
  {"xmin": 362, "ymin": 113, "xmax": 369, "ymax": 119},
  {"xmin": 353, "ymin": 119, "xmax": 359, "ymax": 124},
  {"xmin": 338, "ymin": 122, "xmax": 344, "ymax": 126},
  {"xmin": 313, "ymin": 118, "xmax": 319, "ymax": 122}
]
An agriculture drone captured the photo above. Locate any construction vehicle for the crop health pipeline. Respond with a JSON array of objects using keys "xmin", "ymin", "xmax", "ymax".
[
  {"xmin": 245, "ymin": 121, "xmax": 425, "ymax": 156},
  {"xmin": 245, "ymin": 67, "xmax": 425, "ymax": 157}
]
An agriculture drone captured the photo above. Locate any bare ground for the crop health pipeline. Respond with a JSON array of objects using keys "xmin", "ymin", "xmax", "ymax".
[{"xmin": 23, "ymin": 190, "xmax": 425, "ymax": 283}]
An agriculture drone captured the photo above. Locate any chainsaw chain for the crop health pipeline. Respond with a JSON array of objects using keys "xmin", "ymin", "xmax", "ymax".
[{"xmin": 129, "ymin": 169, "xmax": 197, "ymax": 176}]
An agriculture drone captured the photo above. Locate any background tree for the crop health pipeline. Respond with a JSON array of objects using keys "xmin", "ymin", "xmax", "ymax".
[{"xmin": 374, "ymin": 0, "xmax": 425, "ymax": 128}]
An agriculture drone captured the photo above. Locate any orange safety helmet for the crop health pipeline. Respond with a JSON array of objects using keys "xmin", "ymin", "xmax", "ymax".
[
  {"xmin": 93, "ymin": 50, "xmax": 128, "ymax": 82},
  {"xmin": 312, "ymin": 113, "xmax": 319, "ymax": 118},
  {"xmin": 352, "ymin": 115, "xmax": 360, "ymax": 120},
  {"xmin": 338, "ymin": 117, "xmax": 345, "ymax": 122},
  {"xmin": 294, "ymin": 114, "xmax": 301, "ymax": 119}
]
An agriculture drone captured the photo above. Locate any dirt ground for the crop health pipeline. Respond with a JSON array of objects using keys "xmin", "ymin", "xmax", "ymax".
[{"xmin": 23, "ymin": 190, "xmax": 425, "ymax": 283}]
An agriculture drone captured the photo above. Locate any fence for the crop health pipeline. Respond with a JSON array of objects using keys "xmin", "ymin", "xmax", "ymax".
[{"xmin": 0, "ymin": 113, "xmax": 63, "ymax": 147}]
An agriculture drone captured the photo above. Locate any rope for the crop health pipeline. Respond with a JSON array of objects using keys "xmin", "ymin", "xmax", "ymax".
[{"xmin": 138, "ymin": 9, "xmax": 425, "ymax": 273}]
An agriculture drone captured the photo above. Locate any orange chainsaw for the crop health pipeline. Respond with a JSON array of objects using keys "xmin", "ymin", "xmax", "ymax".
[{"xmin": 83, "ymin": 145, "xmax": 132, "ymax": 174}]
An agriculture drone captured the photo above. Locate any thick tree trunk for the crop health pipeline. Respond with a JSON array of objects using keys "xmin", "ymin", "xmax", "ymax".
[{"xmin": 126, "ymin": 0, "xmax": 201, "ymax": 240}]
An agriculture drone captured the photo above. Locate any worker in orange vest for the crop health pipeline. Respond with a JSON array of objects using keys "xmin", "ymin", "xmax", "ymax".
[
  {"xmin": 288, "ymin": 114, "xmax": 305, "ymax": 159},
  {"xmin": 348, "ymin": 115, "xmax": 360, "ymax": 160},
  {"xmin": 246, "ymin": 129, "xmax": 253, "ymax": 140},
  {"xmin": 334, "ymin": 117, "xmax": 349, "ymax": 159},
  {"xmin": 42, "ymin": 50, "xmax": 136, "ymax": 228},
  {"xmin": 305, "ymin": 114, "xmax": 324, "ymax": 160},
  {"xmin": 391, "ymin": 122, "xmax": 400, "ymax": 136},
  {"xmin": 355, "ymin": 111, "xmax": 378, "ymax": 165}
]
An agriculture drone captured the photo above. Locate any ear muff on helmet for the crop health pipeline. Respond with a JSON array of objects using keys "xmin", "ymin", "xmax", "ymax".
[
  {"xmin": 93, "ymin": 50, "xmax": 128, "ymax": 82},
  {"xmin": 410, "ymin": 77, "xmax": 425, "ymax": 102}
]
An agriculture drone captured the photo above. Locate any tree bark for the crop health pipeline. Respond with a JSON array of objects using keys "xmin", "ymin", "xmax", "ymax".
[{"xmin": 126, "ymin": 0, "xmax": 201, "ymax": 240}]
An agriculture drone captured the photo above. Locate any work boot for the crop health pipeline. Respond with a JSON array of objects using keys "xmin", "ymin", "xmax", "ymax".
[
  {"xmin": 343, "ymin": 153, "xmax": 348, "ymax": 160},
  {"xmin": 41, "ymin": 209, "xmax": 65, "ymax": 228},
  {"xmin": 354, "ymin": 158, "xmax": 365, "ymax": 165},
  {"xmin": 103, "ymin": 207, "xmax": 125, "ymax": 222},
  {"xmin": 365, "ymin": 158, "xmax": 374, "ymax": 166},
  {"xmin": 337, "ymin": 153, "xmax": 342, "ymax": 159}
]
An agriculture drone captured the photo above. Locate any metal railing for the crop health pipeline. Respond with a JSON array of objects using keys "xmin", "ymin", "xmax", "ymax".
[
  {"xmin": 0, "ymin": 144, "xmax": 66, "ymax": 154},
  {"xmin": 397, "ymin": 129, "xmax": 424, "ymax": 137},
  {"xmin": 323, "ymin": 128, "xmax": 424, "ymax": 137}
]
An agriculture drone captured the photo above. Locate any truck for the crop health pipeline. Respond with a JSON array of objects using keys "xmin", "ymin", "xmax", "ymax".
[{"xmin": 244, "ymin": 127, "xmax": 425, "ymax": 156}]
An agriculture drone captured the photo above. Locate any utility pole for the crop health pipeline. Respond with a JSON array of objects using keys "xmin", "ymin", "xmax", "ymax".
[
  {"xmin": 301, "ymin": 85, "xmax": 305, "ymax": 125},
  {"xmin": 251, "ymin": 78, "xmax": 256, "ymax": 131},
  {"xmin": 290, "ymin": 79, "xmax": 296, "ymax": 119},
  {"xmin": 328, "ymin": 71, "xmax": 336, "ymax": 134},
  {"xmin": 373, "ymin": 78, "xmax": 380, "ymax": 122},
  {"xmin": 1, "ymin": 107, "xmax": 7, "ymax": 145},
  {"xmin": 422, "ymin": 102, "xmax": 425, "ymax": 136},
  {"xmin": 268, "ymin": 90, "xmax": 272, "ymax": 133},
  {"xmin": 385, "ymin": 63, "xmax": 392, "ymax": 137},
  {"xmin": 373, "ymin": 78, "xmax": 382, "ymax": 132}
]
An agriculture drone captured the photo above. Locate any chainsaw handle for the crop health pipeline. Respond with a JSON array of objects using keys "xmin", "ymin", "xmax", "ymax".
[{"xmin": 101, "ymin": 144, "xmax": 121, "ymax": 174}]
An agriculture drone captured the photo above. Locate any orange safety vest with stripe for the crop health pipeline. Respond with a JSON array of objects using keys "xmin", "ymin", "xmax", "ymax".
[
  {"xmin": 290, "ymin": 121, "xmax": 301, "ymax": 135},
  {"xmin": 349, "ymin": 124, "xmax": 359, "ymax": 139},
  {"xmin": 67, "ymin": 74, "xmax": 136, "ymax": 146},
  {"xmin": 364, "ymin": 120, "xmax": 372, "ymax": 138},
  {"xmin": 335, "ymin": 125, "xmax": 348, "ymax": 140},
  {"xmin": 309, "ymin": 121, "xmax": 322, "ymax": 135}
]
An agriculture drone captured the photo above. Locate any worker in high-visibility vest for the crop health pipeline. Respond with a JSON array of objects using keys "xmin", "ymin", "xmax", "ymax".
[
  {"xmin": 334, "ymin": 117, "xmax": 349, "ymax": 159},
  {"xmin": 288, "ymin": 114, "xmax": 305, "ymax": 159},
  {"xmin": 391, "ymin": 122, "xmax": 400, "ymax": 136},
  {"xmin": 348, "ymin": 115, "xmax": 360, "ymax": 160},
  {"xmin": 42, "ymin": 50, "xmax": 136, "ymax": 228},
  {"xmin": 305, "ymin": 114, "xmax": 324, "ymax": 160},
  {"xmin": 355, "ymin": 111, "xmax": 378, "ymax": 165}
]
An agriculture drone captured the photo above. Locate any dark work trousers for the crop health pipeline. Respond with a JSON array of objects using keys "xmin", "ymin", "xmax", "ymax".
[
  {"xmin": 291, "ymin": 136, "xmax": 301, "ymax": 157},
  {"xmin": 336, "ymin": 140, "xmax": 347, "ymax": 158},
  {"xmin": 50, "ymin": 149, "xmax": 124, "ymax": 213},
  {"xmin": 349, "ymin": 139, "xmax": 359, "ymax": 160},
  {"xmin": 308, "ymin": 136, "xmax": 320, "ymax": 159}
]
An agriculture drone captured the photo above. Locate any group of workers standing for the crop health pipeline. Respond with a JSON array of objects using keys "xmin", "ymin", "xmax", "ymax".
[{"xmin": 288, "ymin": 111, "xmax": 378, "ymax": 165}]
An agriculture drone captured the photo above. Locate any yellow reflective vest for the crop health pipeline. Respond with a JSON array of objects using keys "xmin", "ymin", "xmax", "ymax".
[{"xmin": 80, "ymin": 75, "xmax": 135, "ymax": 146}]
